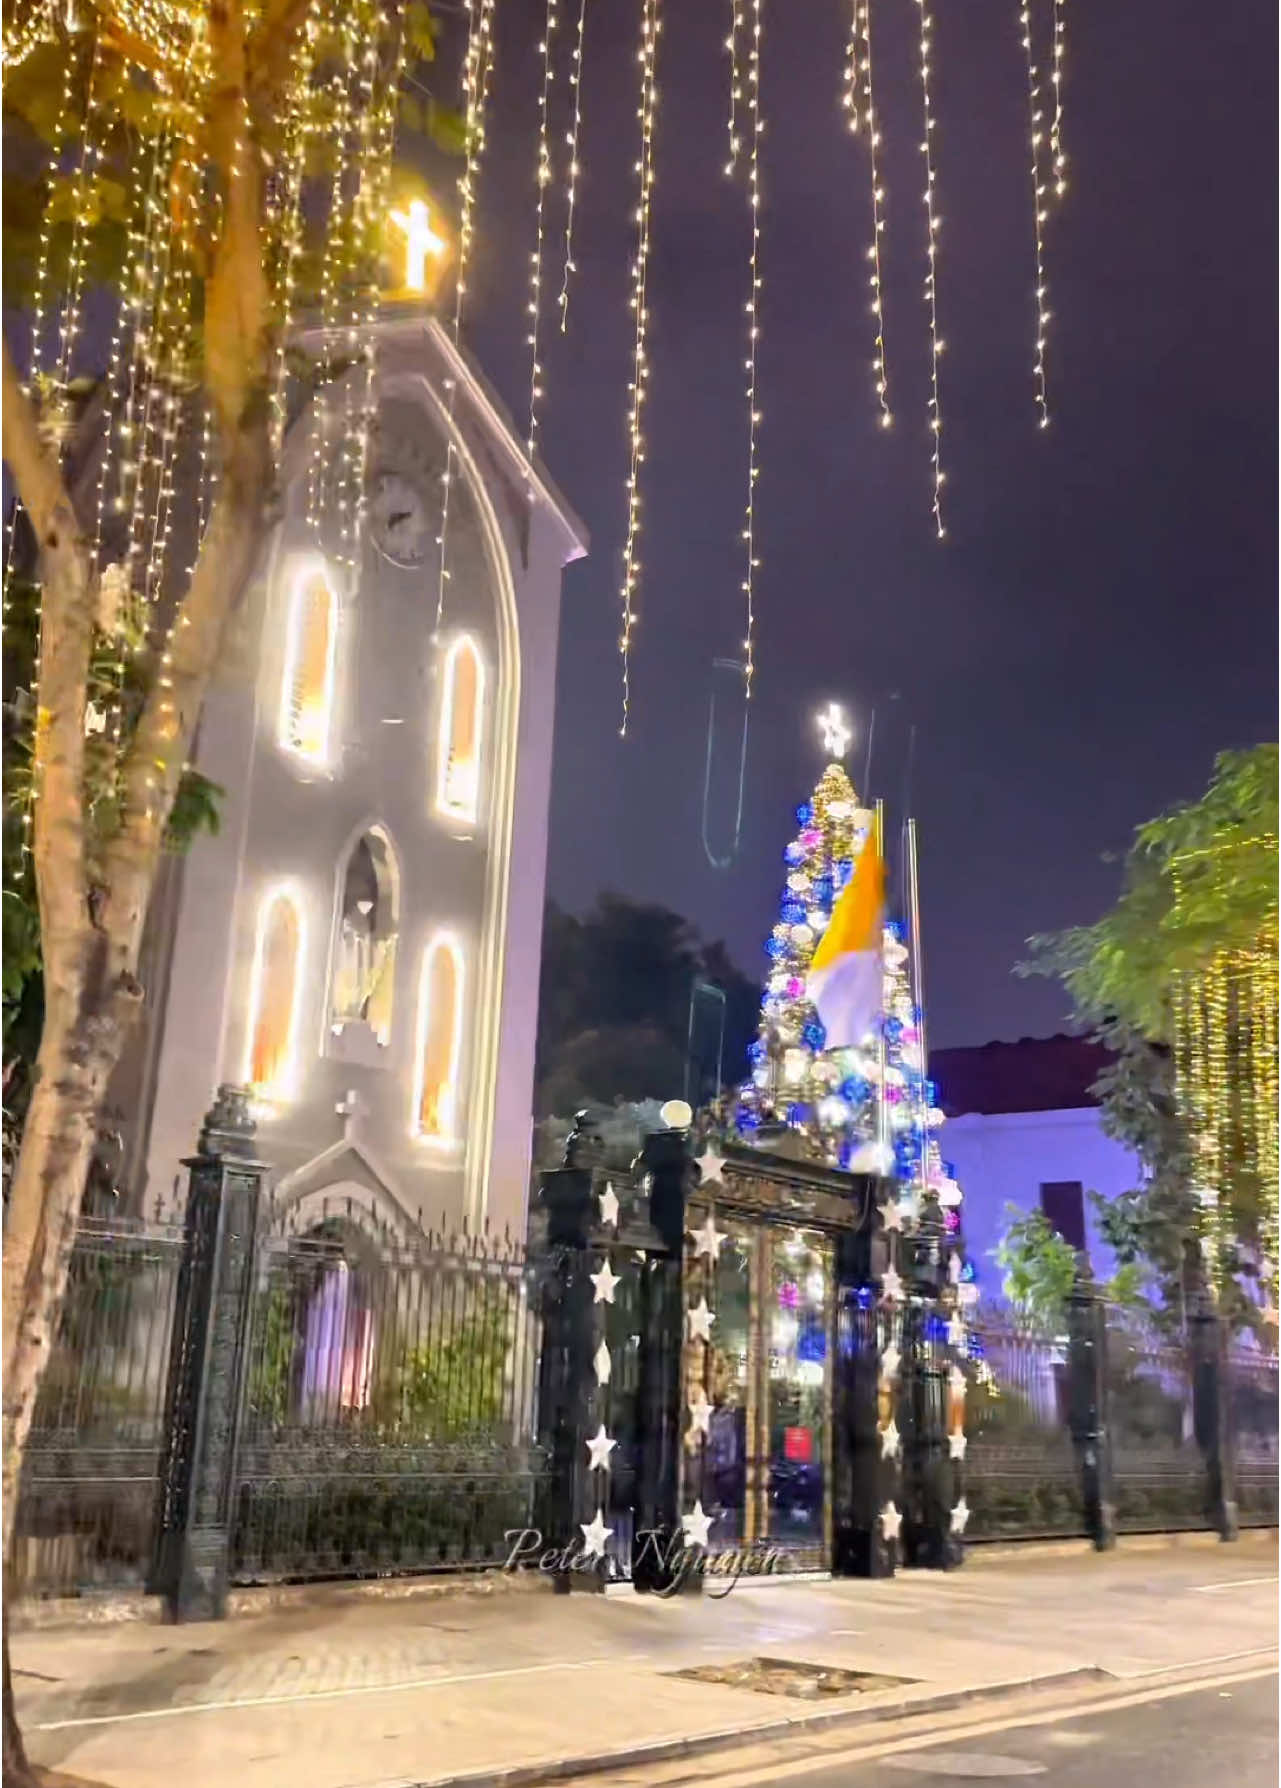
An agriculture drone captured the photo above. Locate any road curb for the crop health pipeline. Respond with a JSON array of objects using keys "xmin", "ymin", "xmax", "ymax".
[{"xmin": 404, "ymin": 1666, "xmax": 1115, "ymax": 1788}]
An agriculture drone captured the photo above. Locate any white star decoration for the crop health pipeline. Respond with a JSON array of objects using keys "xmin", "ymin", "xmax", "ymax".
[
  {"xmin": 591, "ymin": 1259, "xmax": 621, "ymax": 1305},
  {"xmin": 598, "ymin": 1183, "xmax": 620, "ymax": 1228},
  {"xmin": 950, "ymin": 1497, "xmax": 970, "ymax": 1535},
  {"xmin": 695, "ymin": 1150, "xmax": 725, "ymax": 1185},
  {"xmin": 880, "ymin": 1418, "xmax": 901, "ymax": 1460},
  {"xmin": 681, "ymin": 1500, "xmax": 715, "ymax": 1548},
  {"xmin": 687, "ymin": 1297, "xmax": 715, "ymax": 1343},
  {"xmin": 948, "ymin": 1364, "xmax": 967, "ymax": 1399},
  {"xmin": 880, "ymin": 1500, "xmax": 903, "ymax": 1542},
  {"xmin": 881, "ymin": 1200, "xmax": 903, "ymax": 1233},
  {"xmin": 580, "ymin": 1509, "xmax": 613, "ymax": 1558},
  {"xmin": 594, "ymin": 1340, "xmax": 612, "ymax": 1386},
  {"xmin": 688, "ymin": 1389, "xmax": 713, "ymax": 1439},
  {"xmin": 948, "ymin": 1429, "xmax": 968, "ymax": 1461},
  {"xmin": 690, "ymin": 1214, "xmax": 725, "ymax": 1263},
  {"xmin": 586, "ymin": 1425, "xmax": 616, "ymax": 1473},
  {"xmin": 947, "ymin": 1252, "xmax": 963, "ymax": 1285},
  {"xmin": 881, "ymin": 1265, "xmax": 903, "ymax": 1304},
  {"xmin": 947, "ymin": 1314, "xmax": 967, "ymax": 1348},
  {"xmin": 880, "ymin": 1343, "xmax": 901, "ymax": 1381}
]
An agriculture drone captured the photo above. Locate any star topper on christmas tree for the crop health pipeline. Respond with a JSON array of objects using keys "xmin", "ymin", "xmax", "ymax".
[{"xmin": 817, "ymin": 702, "xmax": 851, "ymax": 761}]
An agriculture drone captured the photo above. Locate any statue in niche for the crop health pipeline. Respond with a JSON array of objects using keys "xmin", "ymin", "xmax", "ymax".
[{"xmin": 331, "ymin": 832, "xmax": 397, "ymax": 1058}]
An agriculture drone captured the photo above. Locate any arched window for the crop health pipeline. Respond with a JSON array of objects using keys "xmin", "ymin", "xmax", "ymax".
[
  {"xmin": 435, "ymin": 635, "xmax": 484, "ymax": 824},
  {"xmin": 330, "ymin": 828, "xmax": 399, "ymax": 1050},
  {"xmin": 279, "ymin": 560, "xmax": 338, "ymax": 765},
  {"xmin": 412, "ymin": 933, "xmax": 465, "ymax": 1143},
  {"xmin": 245, "ymin": 886, "xmax": 306, "ymax": 1099}
]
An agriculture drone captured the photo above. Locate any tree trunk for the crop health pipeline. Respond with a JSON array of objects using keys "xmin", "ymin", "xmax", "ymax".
[{"xmin": 3, "ymin": 1619, "xmax": 36, "ymax": 1788}]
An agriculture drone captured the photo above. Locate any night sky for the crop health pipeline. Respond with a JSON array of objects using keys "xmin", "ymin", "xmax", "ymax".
[{"xmin": 435, "ymin": 0, "xmax": 1277, "ymax": 1046}]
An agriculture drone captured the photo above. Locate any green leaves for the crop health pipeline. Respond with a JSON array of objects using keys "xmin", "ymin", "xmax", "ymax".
[{"xmin": 993, "ymin": 1207, "xmax": 1078, "ymax": 1332}]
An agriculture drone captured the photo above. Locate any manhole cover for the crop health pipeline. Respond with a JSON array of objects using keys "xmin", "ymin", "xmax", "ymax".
[
  {"xmin": 669, "ymin": 1657, "xmax": 913, "ymax": 1699},
  {"xmin": 882, "ymin": 1755, "xmax": 1047, "ymax": 1777}
]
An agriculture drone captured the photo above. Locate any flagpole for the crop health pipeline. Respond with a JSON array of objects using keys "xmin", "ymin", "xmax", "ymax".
[
  {"xmin": 906, "ymin": 816, "xmax": 929, "ymax": 1201},
  {"xmin": 875, "ymin": 799, "xmax": 889, "ymax": 1163}
]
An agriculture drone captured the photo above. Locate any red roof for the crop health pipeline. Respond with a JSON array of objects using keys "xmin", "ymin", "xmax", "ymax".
[{"xmin": 929, "ymin": 1034, "xmax": 1111, "ymax": 1117}]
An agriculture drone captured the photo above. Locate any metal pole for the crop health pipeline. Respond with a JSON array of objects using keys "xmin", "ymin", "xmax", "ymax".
[
  {"xmin": 906, "ymin": 818, "xmax": 929, "ymax": 1202},
  {"xmin": 875, "ymin": 800, "xmax": 889, "ymax": 1162}
]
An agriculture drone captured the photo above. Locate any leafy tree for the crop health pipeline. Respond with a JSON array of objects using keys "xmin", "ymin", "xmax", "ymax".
[
  {"xmin": 535, "ymin": 895, "xmax": 758, "ymax": 1118},
  {"xmin": 1022, "ymin": 747, "xmax": 1278, "ymax": 1330},
  {"xmin": 993, "ymin": 1204, "xmax": 1146, "ymax": 1333},
  {"xmin": 1, "ymin": 4, "xmax": 459, "ymax": 1774}
]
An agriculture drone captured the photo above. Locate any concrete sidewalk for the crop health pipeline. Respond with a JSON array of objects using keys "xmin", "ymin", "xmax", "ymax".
[{"xmin": 15, "ymin": 1532, "xmax": 1278, "ymax": 1788}]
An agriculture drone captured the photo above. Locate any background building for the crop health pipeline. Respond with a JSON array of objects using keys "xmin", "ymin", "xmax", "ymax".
[
  {"xmin": 929, "ymin": 1035, "xmax": 1140, "ymax": 1287},
  {"xmin": 123, "ymin": 313, "xmax": 586, "ymax": 1241}
]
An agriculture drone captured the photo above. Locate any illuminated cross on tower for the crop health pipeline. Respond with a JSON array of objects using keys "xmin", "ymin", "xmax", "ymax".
[
  {"xmin": 389, "ymin": 199, "xmax": 445, "ymax": 293},
  {"xmin": 817, "ymin": 702, "xmax": 851, "ymax": 760}
]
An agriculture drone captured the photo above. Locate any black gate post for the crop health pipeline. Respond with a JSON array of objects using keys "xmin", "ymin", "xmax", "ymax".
[
  {"xmin": 151, "ymin": 1087, "xmax": 267, "ymax": 1621},
  {"xmin": 530, "ymin": 1116, "xmax": 601, "ymax": 1591},
  {"xmin": 832, "ymin": 1180, "xmax": 901, "ymax": 1577},
  {"xmin": 632, "ymin": 1124, "xmax": 692, "ymax": 1593},
  {"xmin": 1191, "ymin": 1294, "xmax": 1239, "ymax": 1541},
  {"xmin": 1066, "ymin": 1268, "xmax": 1116, "ymax": 1551}
]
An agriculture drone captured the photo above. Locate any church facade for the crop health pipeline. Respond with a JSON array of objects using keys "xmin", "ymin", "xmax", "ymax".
[{"xmin": 129, "ymin": 312, "xmax": 586, "ymax": 1241}]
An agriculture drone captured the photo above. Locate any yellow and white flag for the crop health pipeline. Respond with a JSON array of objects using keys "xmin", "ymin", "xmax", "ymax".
[{"xmin": 807, "ymin": 835, "xmax": 884, "ymax": 1050}]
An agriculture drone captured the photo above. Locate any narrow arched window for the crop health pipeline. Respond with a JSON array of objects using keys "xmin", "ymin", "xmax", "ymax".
[
  {"xmin": 330, "ymin": 828, "xmax": 399, "ymax": 1049},
  {"xmin": 245, "ymin": 886, "xmax": 305, "ymax": 1099},
  {"xmin": 435, "ymin": 635, "xmax": 484, "ymax": 824},
  {"xmin": 413, "ymin": 934, "xmax": 465, "ymax": 1143},
  {"xmin": 279, "ymin": 561, "xmax": 338, "ymax": 765}
]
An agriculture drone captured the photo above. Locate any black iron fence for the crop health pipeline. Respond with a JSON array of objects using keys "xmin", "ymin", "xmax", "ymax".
[
  {"xmin": 10, "ymin": 1214, "xmax": 186, "ymax": 1600},
  {"xmin": 966, "ymin": 1303, "xmax": 1279, "ymax": 1541}
]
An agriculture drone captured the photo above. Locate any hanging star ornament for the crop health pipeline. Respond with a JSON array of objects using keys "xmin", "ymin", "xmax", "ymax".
[
  {"xmin": 681, "ymin": 1499, "xmax": 715, "ymax": 1549},
  {"xmin": 881, "ymin": 1265, "xmax": 903, "ymax": 1304},
  {"xmin": 950, "ymin": 1497, "xmax": 970, "ymax": 1535},
  {"xmin": 687, "ymin": 1297, "xmax": 716, "ymax": 1343},
  {"xmin": 580, "ymin": 1509, "xmax": 613, "ymax": 1559},
  {"xmin": 688, "ymin": 1388, "xmax": 713, "ymax": 1440},
  {"xmin": 598, "ymin": 1182, "xmax": 620, "ymax": 1228},
  {"xmin": 586, "ymin": 1425, "xmax": 617, "ymax": 1473},
  {"xmin": 881, "ymin": 1342, "xmax": 901, "ymax": 1381},
  {"xmin": 880, "ymin": 1418, "xmax": 901, "ymax": 1460},
  {"xmin": 594, "ymin": 1340, "xmax": 612, "ymax": 1385},
  {"xmin": 881, "ymin": 1199, "xmax": 904, "ymax": 1233},
  {"xmin": 948, "ymin": 1429, "xmax": 968, "ymax": 1461},
  {"xmin": 691, "ymin": 1213, "xmax": 725, "ymax": 1263},
  {"xmin": 880, "ymin": 1500, "xmax": 903, "ymax": 1542},
  {"xmin": 696, "ymin": 1149, "xmax": 725, "ymax": 1185},
  {"xmin": 591, "ymin": 1258, "xmax": 621, "ymax": 1304}
]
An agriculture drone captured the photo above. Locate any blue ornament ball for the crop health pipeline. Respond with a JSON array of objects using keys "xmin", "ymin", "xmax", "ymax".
[
  {"xmin": 795, "ymin": 803, "xmax": 813, "ymax": 826},
  {"xmin": 802, "ymin": 1017, "xmax": 826, "ymax": 1050}
]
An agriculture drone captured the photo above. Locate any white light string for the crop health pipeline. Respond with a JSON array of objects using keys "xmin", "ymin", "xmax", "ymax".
[
  {"xmin": 526, "ymin": 0, "xmax": 560, "ymax": 462},
  {"xmin": 558, "ymin": 0, "xmax": 588, "ymax": 333},
  {"xmin": 841, "ymin": 0, "xmax": 860, "ymax": 132},
  {"xmin": 1049, "ymin": 0, "xmax": 1067, "ymax": 200},
  {"xmin": 617, "ymin": 0, "xmax": 660, "ymax": 737},
  {"xmin": 859, "ymin": 0, "xmax": 891, "ymax": 428},
  {"xmin": 1019, "ymin": 0, "xmax": 1050, "ymax": 427},
  {"xmin": 914, "ymin": 0, "xmax": 946, "ymax": 537},
  {"xmin": 738, "ymin": 0, "xmax": 763, "ymax": 700},
  {"xmin": 724, "ymin": 0, "xmax": 744, "ymax": 174}
]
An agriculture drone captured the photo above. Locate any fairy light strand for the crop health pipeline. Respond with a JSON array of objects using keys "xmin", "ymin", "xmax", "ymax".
[
  {"xmin": 860, "ymin": 0, "xmax": 891, "ymax": 427},
  {"xmin": 914, "ymin": 0, "xmax": 946, "ymax": 537},
  {"xmin": 526, "ymin": 0, "xmax": 560, "ymax": 462},
  {"xmin": 1019, "ymin": 0, "xmax": 1050, "ymax": 427},
  {"xmin": 738, "ymin": 0, "xmax": 763, "ymax": 699},
  {"xmin": 724, "ymin": 0, "xmax": 744, "ymax": 173},
  {"xmin": 617, "ymin": 0, "xmax": 660, "ymax": 737},
  {"xmin": 1049, "ymin": 0, "xmax": 1067, "ymax": 200},
  {"xmin": 841, "ymin": 0, "xmax": 860, "ymax": 132},
  {"xmin": 558, "ymin": 0, "xmax": 588, "ymax": 333}
]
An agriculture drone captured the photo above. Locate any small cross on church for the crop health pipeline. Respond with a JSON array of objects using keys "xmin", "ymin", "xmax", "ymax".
[{"xmin": 335, "ymin": 1088, "xmax": 367, "ymax": 1143}]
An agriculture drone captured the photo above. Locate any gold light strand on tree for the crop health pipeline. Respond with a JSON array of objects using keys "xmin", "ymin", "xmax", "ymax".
[
  {"xmin": 737, "ymin": 0, "xmax": 764, "ymax": 700},
  {"xmin": 617, "ymin": 0, "xmax": 660, "ymax": 737},
  {"xmin": 269, "ymin": 0, "xmax": 322, "ymax": 462},
  {"xmin": 914, "ymin": 0, "xmax": 946, "ymax": 536},
  {"xmin": 859, "ymin": 0, "xmax": 891, "ymax": 427},
  {"xmin": 307, "ymin": 5, "xmax": 359, "ymax": 549},
  {"xmin": 435, "ymin": 0, "xmax": 496, "ymax": 632},
  {"xmin": 1018, "ymin": 0, "xmax": 1050, "ymax": 427},
  {"xmin": 724, "ymin": 0, "xmax": 743, "ymax": 173},
  {"xmin": 1, "ymin": 0, "xmax": 57, "ymax": 75},
  {"xmin": 1049, "ymin": 0, "xmax": 1067, "ymax": 199},
  {"xmin": 558, "ymin": 0, "xmax": 588, "ymax": 333},
  {"xmin": 526, "ymin": 0, "xmax": 560, "ymax": 462},
  {"xmin": 1251, "ymin": 940, "xmax": 1279, "ymax": 1290}
]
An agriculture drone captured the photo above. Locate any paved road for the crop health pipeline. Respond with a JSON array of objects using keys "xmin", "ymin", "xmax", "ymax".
[{"xmin": 667, "ymin": 1672, "xmax": 1280, "ymax": 1788}]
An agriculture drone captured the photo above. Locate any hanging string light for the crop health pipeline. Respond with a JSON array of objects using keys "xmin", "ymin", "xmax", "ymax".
[
  {"xmin": 526, "ymin": 0, "xmax": 560, "ymax": 462},
  {"xmin": 841, "ymin": 0, "xmax": 859, "ymax": 133},
  {"xmin": 1018, "ymin": 0, "xmax": 1050, "ymax": 427},
  {"xmin": 737, "ymin": 0, "xmax": 763, "ymax": 701},
  {"xmin": 724, "ymin": 0, "xmax": 743, "ymax": 174},
  {"xmin": 914, "ymin": 0, "xmax": 946, "ymax": 537},
  {"xmin": 435, "ymin": 0, "xmax": 496, "ymax": 633},
  {"xmin": 858, "ymin": 0, "xmax": 891, "ymax": 428},
  {"xmin": 558, "ymin": 0, "xmax": 588, "ymax": 333},
  {"xmin": 617, "ymin": 0, "xmax": 660, "ymax": 737},
  {"xmin": 1049, "ymin": 0, "xmax": 1067, "ymax": 200}
]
